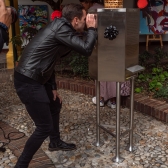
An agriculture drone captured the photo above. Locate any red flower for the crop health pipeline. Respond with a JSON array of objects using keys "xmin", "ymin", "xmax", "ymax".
[
  {"xmin": 137, "ymin": 0, "xmax": 148, "ymax": 9},
  {"xmin": 51, "ymin": 10, "xmax": 62, "ymax": 20}
]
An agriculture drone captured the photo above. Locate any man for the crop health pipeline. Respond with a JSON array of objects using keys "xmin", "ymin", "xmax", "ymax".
[
  {"xmin": 14, "ymin": 3, "xmax": 97, "ymax": 168},
  {"xmin": 0, "ymin": 0, "xmax": 12, "ymax": 52}
]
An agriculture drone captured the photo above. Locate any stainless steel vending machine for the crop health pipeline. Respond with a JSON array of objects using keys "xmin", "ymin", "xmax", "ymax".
[
  {"xmin": 88, "ymin": 8, "xmax": 144, "ymax": 163},
  {"xmin": 89, "ymin": 8, "xmax": 140, "ymax": 81}
]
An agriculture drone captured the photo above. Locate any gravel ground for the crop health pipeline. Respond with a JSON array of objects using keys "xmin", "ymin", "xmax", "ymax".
[{"xmin": 0, "ymin": 81, "xmax": 168, "ymax": 168}]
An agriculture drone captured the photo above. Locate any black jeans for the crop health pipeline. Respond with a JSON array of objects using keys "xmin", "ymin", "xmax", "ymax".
[{"xmin": 14, "ymin": 77, "xmax": 62, "ymax": 168}]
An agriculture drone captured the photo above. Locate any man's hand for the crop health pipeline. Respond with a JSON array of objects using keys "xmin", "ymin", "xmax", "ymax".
[
  {"xmin": 86, "ymin": 14, "xmax": 97, "ymax": 29},
  {"xmin": 0, "ymin": 0, "xmax": 12, "ymax": 28},
  {"xmin": 52, "ymin": 90, "xmax": 62, "ymax": 103}
]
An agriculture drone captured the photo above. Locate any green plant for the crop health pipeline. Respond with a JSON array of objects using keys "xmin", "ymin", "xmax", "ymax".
[
  {"xmin": 154, "ymin": 86, "xmax": 168, "ymax": 101},
  {"xmin": 61, "ymin": 55, "xmax": 72, "ymax": 68},
  {"xmin": 153, "ymin": 47, "xmax": 168, "ymax": 65},
  {"xmin": 55, "ymin": 51, "xmax": 90, "ymax": 79},
  {"xmin": 135, "ymin": 87, "xmax": 143, "ymax": 93},
  {"xmin": 21, "ymin": 27, "xmax": 38, "ymax": 43},
  {"xmin": 10, "ymin": 35, "xmax": 23, "ymax": 47},
  {"xmin": 10, "ymin": 34, "xmax": 24, "ymax": 62},
  {"xmin": 137, "ymin": 73, "xmax": 151, "ymax": 82},
  {"xmin": 135, "ymin": 64, "xmax": 168, "ymax": 94},
  {"xmin": 10, "ymin": 26, "xmax": 39, "ymax": 62},
  {"xmin": 149, "ymin": 80, "xmax": 162, "ymax": 91},
  {"xmin": 139, "ymin": 48, "xmax": 168, "ymax": 68},
  {"xmin": 69, "ymin": 51, "xmax": 89, "ymax": 78},
  {"xmin": 148, "ymin": 67, "xmax": 168, "ymax": 91},
  {"xmin": 139, "ymin": 50, "xmax": 151, "ymax": 67}
]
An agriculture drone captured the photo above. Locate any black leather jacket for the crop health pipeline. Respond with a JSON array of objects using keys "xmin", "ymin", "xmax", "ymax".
[
  {"xmin": 0, "ymin": 27, "xmax": 8, "ymax": 52},
  {"xmin": 15, "ymin": 17, "xmax": 97, "ymax": 86}
]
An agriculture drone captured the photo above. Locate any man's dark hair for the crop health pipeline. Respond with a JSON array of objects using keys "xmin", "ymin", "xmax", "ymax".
[{"xmin": 62, "ymin": 3, "xmax": 85, "ymax": 23}]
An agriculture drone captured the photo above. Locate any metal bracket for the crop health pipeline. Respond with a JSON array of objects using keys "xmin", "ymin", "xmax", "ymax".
[{"xmin": 126, "ymin": 65, "xmax": 145, "ymax": 74}]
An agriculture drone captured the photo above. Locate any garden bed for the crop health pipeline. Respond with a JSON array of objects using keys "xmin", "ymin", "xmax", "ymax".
[
  {"xmin": 56, "ymin": 48, "xmax": 168, "ymax": 103},
  {"xmin": 135, "ymin": 48, "xmax": 168, "ymax": 103}
]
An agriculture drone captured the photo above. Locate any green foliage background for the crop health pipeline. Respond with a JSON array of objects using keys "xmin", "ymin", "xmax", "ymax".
[
  {"xmin": 135, "ymin": 48, "xmax": 168, "ymax": 102},
  {"xmin": 59, "ymin": 51, "xmax": 89, "ymax": 79}
]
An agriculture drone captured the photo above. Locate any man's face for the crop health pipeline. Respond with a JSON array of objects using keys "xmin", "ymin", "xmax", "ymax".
[{"xmin": 74, "ymin": 9, "xmax": 86, "ymax": 32}]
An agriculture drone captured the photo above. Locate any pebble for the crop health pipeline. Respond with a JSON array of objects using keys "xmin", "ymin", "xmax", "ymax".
[{"xmin": 0, "ymin": 84, "xmax": 168, "ymax": 167}]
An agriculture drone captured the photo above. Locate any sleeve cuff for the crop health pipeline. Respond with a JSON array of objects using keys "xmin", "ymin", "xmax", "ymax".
[
  {"xmin": 51, "ymin": 83, "xmax": 57, "ymax": 90},
  {"xmin": 88, "ymin": 27, "xmax": 96, "ymax": 31}
]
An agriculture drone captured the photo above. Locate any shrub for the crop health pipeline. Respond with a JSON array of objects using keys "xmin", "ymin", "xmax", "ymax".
[
  {"xmin": 135, "ymin": 48, "xmax": 168, "ymax": 101},
  {"xmin": 154, "ymin": 86, "xmax": 168, "ymax": 101},
  {"xmin": 69, "ymin": 51, "xmax": 89, "ymax": 78},
  {"xmin": 139, "ymin": 50, "xmax": 151, "ymax": 67},
  {"xmin": 57, "ymin": 51, "xmax": 89, "ymax": 79}
]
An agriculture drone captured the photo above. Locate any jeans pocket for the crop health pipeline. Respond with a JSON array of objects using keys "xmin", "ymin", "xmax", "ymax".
[
  {"xmin": 15, "ymin": 81, "xmax": 30, "ymax": 104},
  {"xmin": 14, "ymin": 79, "xmax": 50, "ymax": 104},
  {"xmin": 32, "ymin": 85, "xmax": 50, "ymax": 103}
]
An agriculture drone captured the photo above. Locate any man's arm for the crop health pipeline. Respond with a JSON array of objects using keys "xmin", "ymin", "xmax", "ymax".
[
  {"xmin": 47, "ymin": 71, "xmax": 57, "ymax": 90},
  {"xmin": 0, "ymin": 0, "xmax": 12, "ymax": 28},
  {"xmin": 55, "ymin": 27, "xmax": 97, "ymax": 57},
  {"xmin": 0, "ymin": 0, "xmax": 12, "ymax": 52},
  {"xmin": 0, "ymin": 28, "xmax": 4, "ymax": 51},
  {"xmin": 47, "ymin": 71, "xmax": 62, "ymax": 103},
  {"xmin": 55, "ymin": 14, "xmax": 97, "ymax": 57}
]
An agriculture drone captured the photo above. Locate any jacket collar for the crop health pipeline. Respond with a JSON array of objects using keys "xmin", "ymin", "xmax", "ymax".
[{"xmin": 60, "ymin": 17, "xmax": 76, "ymax": 32}]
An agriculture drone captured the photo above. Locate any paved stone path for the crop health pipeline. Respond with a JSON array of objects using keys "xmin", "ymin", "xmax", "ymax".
[{"xmin": 0, "ymin": 84, "xmax": 168, "ymax": 168}]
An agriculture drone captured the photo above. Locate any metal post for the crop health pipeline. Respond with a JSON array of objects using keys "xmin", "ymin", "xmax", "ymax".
[
  {"xmin": 127, "ymin": 77, "xmax": 135, "ymax": 152},
  {"xmin": 93, "ymin": 80, "xmax": 103, "ymax": 147},
  {"xmin": 112, "ymin": 82, "xmax": 124, "ymax": 163}
]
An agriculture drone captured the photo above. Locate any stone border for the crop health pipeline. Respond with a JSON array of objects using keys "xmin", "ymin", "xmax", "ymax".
[
  {"xmin": 125, "ymin": 95, "xmax": 168, "ymax": 123},
  {"xmin": 57, "ymin": 76, "xmax": 168, "ymax": 123},
  {"xmin": 56, "ymin": 76, "xmax": 96, "ymax": 96}
]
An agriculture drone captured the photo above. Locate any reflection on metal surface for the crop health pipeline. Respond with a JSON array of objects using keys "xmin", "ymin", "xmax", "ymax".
[{"xmin": 92, "ymin": 80, "xmax": 104, "ymax": 147}]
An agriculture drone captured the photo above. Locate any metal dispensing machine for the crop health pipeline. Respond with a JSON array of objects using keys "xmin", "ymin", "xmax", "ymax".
[{"xmin": 88, "ymin": 8, "xmax": 144, "ymax": 163}]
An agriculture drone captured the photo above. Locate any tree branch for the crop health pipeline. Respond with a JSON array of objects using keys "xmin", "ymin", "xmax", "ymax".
[{"xmin": 31, "ymin": 0, "xmax": 63, "ymax": 10}]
